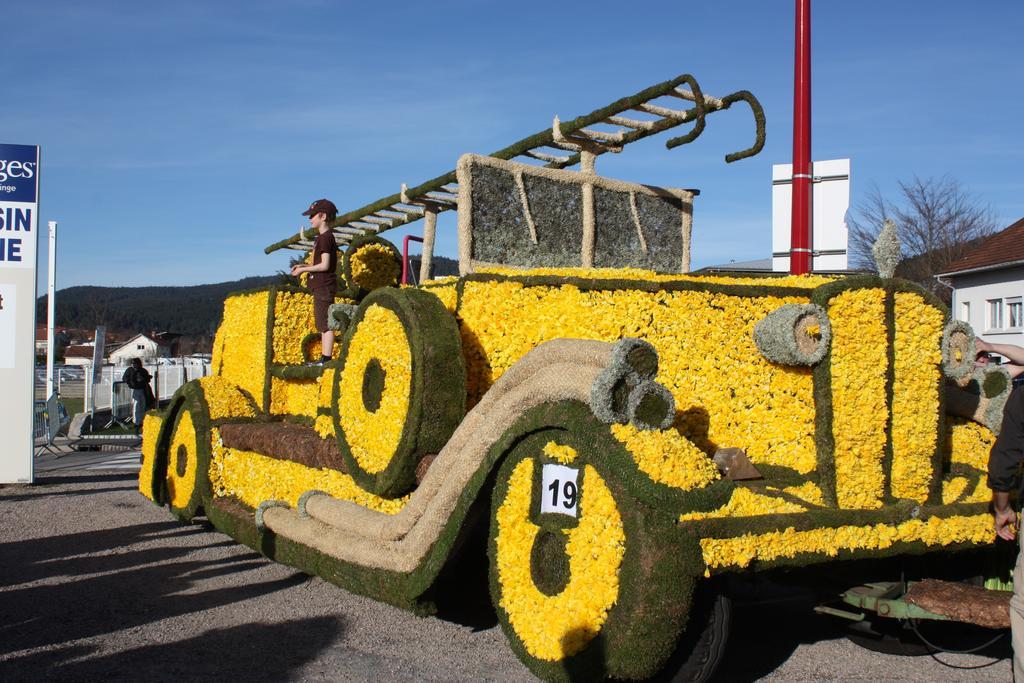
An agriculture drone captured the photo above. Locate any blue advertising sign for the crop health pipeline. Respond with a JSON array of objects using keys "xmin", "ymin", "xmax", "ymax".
[
  {"xmin": 0, "ymin": 142, "xmax": 38, "ymax": 482},
  {"xmin": 0, "ymin": 144, "xmax": 39, "ymax": 204}
]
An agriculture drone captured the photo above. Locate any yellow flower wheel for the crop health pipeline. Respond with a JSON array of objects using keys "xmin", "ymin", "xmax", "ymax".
[
  {"xmin": 147, "ymin": 380, "xmax": 231, "ymax": 522},
  {"xmin": 493, "ymin": 456, "xmax": 625, "ymax": 662},
  {"xmin": 342, "ymin": 235, "xmax": 402, "ymax": 297},
  {"xmin": 333, "ymin": 286, "xmax": 465, "ymax": 497},
  {"xmin": 488, "ymin": 415, "xmax": 707, "ymax": 682},
  {"xmin": 166, "ymin": 409, "xmax": 199, "ymax": 515}
]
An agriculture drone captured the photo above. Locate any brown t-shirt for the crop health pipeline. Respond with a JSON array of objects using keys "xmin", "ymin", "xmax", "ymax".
[{"xmin": 309, "ymin": 230, "xmax": 338, "ymax": 294}]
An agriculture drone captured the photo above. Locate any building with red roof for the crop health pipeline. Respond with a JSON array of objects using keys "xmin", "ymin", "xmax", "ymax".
[{"xmin": 938, "ymin": 217, "xmax": 1024, "ymax": 346}]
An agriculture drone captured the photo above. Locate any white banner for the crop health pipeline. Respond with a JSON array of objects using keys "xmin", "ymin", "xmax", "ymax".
[
  {"xmin": 0, "ymin": 143, "xmax": 39, "ymax": 483},
  {"xmin": 0, "ymin": 283, "xmax": 15, "ymax": 369}
]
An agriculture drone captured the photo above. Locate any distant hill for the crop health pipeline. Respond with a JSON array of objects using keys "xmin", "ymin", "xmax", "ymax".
[
  {"xmin": 35, "ymin": 255, "xmax": 462, "ymax": 338},
  {"xmin": 36, "ymin": 275, "xmax": 279, "ymax": 337}
]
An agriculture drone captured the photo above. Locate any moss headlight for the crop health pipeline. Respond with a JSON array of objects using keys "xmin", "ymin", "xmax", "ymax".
[
  {"xmin": 753, "ymin": 303, "xmax": 831, "ymax": 366},
  {"xmin": 941, "ymin": 320, "xmax": 975, "ymax": 383}
]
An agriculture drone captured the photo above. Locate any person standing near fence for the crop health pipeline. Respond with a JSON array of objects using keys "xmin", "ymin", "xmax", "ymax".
[{"xmin": 122, "ymin": 358, "xmax": 153, "ymax": 433}]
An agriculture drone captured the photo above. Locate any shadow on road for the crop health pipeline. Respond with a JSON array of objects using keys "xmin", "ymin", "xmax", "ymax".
[
  {"xmin": 0, "ymin": 472, "xmax": 138, "ymax": 503},
  {"xmin": 0, "ymin": 518, "xmax": 308, "ymax": 658},
  {"xmin": 0, "ymin": 617, "xmax": 344, "ymax": 681},
  {"xmin": 711, "ymin": 600, "xmax": 846, "ymax": 681},
  {"xmin": 712, "ymin": 598, "xmax": 1010, "ymax": 681}
]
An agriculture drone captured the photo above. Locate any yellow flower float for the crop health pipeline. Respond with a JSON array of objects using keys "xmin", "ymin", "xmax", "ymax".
[{"xmin": 136, "ymin": 70, "xmax": 1009, "ymax": 682}]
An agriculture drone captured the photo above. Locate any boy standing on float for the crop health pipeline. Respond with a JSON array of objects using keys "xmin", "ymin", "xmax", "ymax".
[{"xmin": 290, "ymin": 199, "xmax": 338, "ymax": 365}]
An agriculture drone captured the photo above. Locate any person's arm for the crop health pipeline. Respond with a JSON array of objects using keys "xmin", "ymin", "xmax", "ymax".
[
  {"xmin": 306, "ymin": 252, "xmax": 331, "ymax": 272},
  {"xmin": 290, "ymin": 252, "xmax": 331, "ymax": 275},
  {"xmin": 993, "ymin": 491, "xmax": 1016, "ymax": 540},
  {"xmin": 989, "ymin": 389, "xmax": 1024, "ymax": 539},
  {"xmin": 977, "ymin": 339, "xmax": 1024, "ymax": 366}
]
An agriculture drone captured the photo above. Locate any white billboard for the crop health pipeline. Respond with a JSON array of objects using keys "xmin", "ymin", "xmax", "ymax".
[
  {"xmin": 0, "ymin": 143, "xmax": 40, "ymax": 483},
  {"xmin": 772, "ymin": 158, "xmax": 850, "ymax": 272}
]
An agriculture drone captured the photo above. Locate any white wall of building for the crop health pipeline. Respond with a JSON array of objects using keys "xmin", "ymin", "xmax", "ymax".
[
  {"xmin": 772, "ymin": 158, "xmax": 851, "ymax": 272},
  {"xmin": 950, "ymin": 264, "xmax": 1024, "ymax": 348},
  {"xmin": 107, "ymin": 335, "xmax": 168, "ymax": 365}
]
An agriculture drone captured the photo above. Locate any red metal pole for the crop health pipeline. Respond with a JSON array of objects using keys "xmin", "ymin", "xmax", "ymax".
[
  {"xmin": 402, "ymin": 235, "xmax": 424, "ymax": 285},
  {"xmin": 790, "ymin": 0, "xmax": 812, "ymax": 275}
]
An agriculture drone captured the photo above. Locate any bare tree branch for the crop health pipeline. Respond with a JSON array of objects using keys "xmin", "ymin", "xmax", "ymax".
[{"xmin": 847, "ymin": 176, "xmax": 996, "ymax": 302}]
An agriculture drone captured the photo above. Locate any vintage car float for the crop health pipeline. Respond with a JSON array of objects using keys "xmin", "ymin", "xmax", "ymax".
[{"xmin": 139, "ymin": 74, "xmax": 1010, "ymax": 681}]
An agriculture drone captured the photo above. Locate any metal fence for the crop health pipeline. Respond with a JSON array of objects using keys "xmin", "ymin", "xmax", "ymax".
[
  {"xmin": 35, "ymin": 359, "xmax": 211, "ymax": 417},
  {"xmin": 33, "ymin": 396, "xmax": 69, "ymax": 449}
]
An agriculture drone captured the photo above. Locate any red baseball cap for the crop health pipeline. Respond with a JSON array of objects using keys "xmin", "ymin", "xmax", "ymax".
[{"xmin": 302, "ymin": 198, "xmax": 337, "ymax": 217}]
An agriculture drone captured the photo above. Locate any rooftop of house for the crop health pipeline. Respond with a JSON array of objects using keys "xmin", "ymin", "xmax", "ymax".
[
  {"xmin": 940, "ymin": 217, "xmax": 1024, "ymax": 276},
  {"xmin": 64, "ymin": 345, "xmax": 94, "ymax": 359}
]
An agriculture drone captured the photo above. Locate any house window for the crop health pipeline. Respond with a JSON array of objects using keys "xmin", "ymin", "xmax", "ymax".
[
  {"xmin": 1009, "ymin": 297, "xmax": 1023, "ymax": 329},
  {"xmin": 988, "ymin": 299, "xmax": 1004, "ymax": 330},
  {"xmin": 960, "ymin": 301, "xmax": 970, "ymax": 323},
  {"xmin": 137, "ymin": 344, "xmax": 145, "ymax": 350}
]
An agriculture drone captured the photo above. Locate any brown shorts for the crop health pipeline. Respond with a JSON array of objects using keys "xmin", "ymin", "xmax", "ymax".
[{"xmin": 313, "ymin": 291, "xmax": 335, "ymax": 333}]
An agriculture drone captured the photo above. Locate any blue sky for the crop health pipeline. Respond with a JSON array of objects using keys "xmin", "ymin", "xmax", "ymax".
[{"xmin": 6, "ymin": 1, "xmax": 1022, "ymax": 290}]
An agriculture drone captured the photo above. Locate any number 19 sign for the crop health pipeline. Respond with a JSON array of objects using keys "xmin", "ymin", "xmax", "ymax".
[
  {"xmin": 0, "ymin": 143, "xmax": 40, "ymax": 483},
  {"xmin": 541, "ymin": 463, "xmax": 579, "ymax": 517}
]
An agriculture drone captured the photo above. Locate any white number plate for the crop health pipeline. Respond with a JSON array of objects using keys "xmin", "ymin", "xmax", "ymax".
[{"xmin": 540, "ymin": 464, "xmax": 579, "ymax": 517}]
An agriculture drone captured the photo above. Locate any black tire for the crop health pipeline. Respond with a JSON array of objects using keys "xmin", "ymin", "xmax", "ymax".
[{"xmin": 655, "ymin": 586, "xmax": 732, "ymax": 683}]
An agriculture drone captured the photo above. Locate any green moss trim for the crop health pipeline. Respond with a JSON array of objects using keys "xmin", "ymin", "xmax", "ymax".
[
  {"xmin": 983, "ymin": 369, "xmax": 1009, "ymax": 398},
  {"xmin": 205, "ymin": 495, "xmax": 431, "ymax": 612},
  {"xmin": 361, "ymin": 358, "xmax": 386, "ymax": 412},
  {"xmin": 881, "ymin": 289, "xmax": 897, "ymax": 503},
  {"xmin": 332, "ymin": 287, "xmax": 467, "ymax": 497},
  {"xmin": 530, "ymin": 529, "xmax": 571, "ymax": 596},
  {"xmin": 720, "ymin": 90, "xmax": 766, "ymax": 163},
  {"xmin": 299, "ymin": 332, "xmax": 321, "ymax": 363},
  {"xmin": 263, "ymin": 286, "xmax": 277, "ymax": 412},
  {"xmin": 280, "ymin": 414, "xmax": 317, "ymax": 428},
  {"xmin": 811, "ymin": 345, "xmax": 837, "ymax": 507}
]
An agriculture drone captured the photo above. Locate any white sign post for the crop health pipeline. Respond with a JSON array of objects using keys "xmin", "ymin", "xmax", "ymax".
[
  {"xmin": 771, "ymin": 158, "xmax": 851, "ymax": 272},
  {"xmin": 0, "ymin": 143, "xmax": 40, "ymax": 483},
  {"xmin": 45, "ymin": 222, "xmax": 57, "ymax": 400}
]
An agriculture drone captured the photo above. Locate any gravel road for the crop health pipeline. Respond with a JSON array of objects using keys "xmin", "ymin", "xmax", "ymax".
[{"xmin": 0, "ymin": 468, "xmax": 1012, "ymax": 681}]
